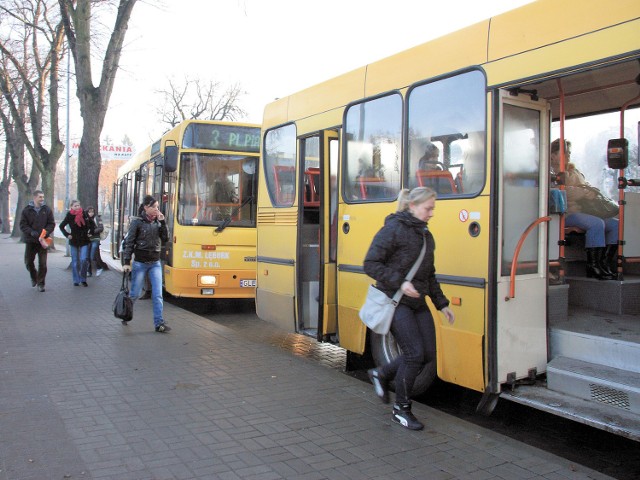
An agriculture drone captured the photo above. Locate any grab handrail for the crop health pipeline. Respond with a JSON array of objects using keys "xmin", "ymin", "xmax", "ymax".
[{"xmin": 506, "ymin": 216, "xmax": 551, "ymax": 300}]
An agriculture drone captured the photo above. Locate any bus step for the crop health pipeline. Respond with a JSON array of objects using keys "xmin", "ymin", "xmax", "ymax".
[
  {"xmin": 547, "ymin": 356, "xmax": 640, "ymax": 415},
  {"xmin": 501, "ymin": 382, "xmax": 640, "ymax": 441}
]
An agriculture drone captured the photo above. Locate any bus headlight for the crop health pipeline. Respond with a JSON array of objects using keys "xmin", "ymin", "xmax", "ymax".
[{"xmin": 200, "ymin": 275, "xmax": 217, "ymax": 286}]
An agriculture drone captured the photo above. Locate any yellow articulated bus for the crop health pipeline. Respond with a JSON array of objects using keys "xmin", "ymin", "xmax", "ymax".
[
  {"xmin": 256, "ymin": 0, "xmax": 640, "ymax": 439},
  {"xmin": 112, "ymin": 120, "xmax": 261, "ymax": 299}
]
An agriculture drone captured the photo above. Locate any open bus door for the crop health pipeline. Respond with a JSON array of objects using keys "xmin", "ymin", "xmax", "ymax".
[
  {"xmin": 321, "ymin": 131, "xmax": 339, "ymax": 341},
  {"xmin": 296, "ymin": 131, "xmax": 339, "ymax": 341},
  {"xmin": 494, "ymin": 90, "xmax": 551, "ymax": 390}
]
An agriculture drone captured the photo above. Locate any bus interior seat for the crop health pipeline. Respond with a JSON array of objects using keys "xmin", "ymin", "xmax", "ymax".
[
  {"xmin": 357, "ymin": 176, "xmax": 385, "ymax": 200},
  {"xmin": 273, "ymin": 165, "xmax": 295, "ymax": 204},
  {"xmin": 304, "ymin": 168, "xmax": 320, "ymax": 207},
  {"xmin": 416, "ymin": 170, "xmax": 456, "ymax": 194}
]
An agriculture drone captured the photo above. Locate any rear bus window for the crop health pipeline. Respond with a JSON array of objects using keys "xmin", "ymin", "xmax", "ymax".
[{"xmin": 264, "ymin": 124, "xmax": 297, "ymax": 207}]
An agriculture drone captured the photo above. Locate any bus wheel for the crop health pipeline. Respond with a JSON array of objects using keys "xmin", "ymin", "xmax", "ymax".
[{"xmin": 369, "ymin": 331, "xmax": 437, "ymax": 397}]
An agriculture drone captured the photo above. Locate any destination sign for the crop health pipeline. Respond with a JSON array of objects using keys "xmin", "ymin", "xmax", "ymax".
[{"xmin": 184, "ymin": 123, "xmax": 260, "ymax": 153}]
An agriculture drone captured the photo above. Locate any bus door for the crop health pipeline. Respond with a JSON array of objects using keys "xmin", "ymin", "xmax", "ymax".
[
  {"xmin": 297, "ymin": 131, "xmax": 339, "ymax": 340},
  {"xmin": 321, "ymin": 131, "xmax": 339, "ymax": 341},
  {"xmin": 298, "ymin": 135, "xmax": 321, "ymax": 336},
  {"xmin": 495, "ymin": 90, "xmax": 551, "ymax": 386}
]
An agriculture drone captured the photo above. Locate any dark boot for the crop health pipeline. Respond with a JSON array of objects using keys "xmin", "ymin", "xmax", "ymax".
[
  {"xmin": 392, "ymin": 402, "xmax": 424, "ymax": 430},
  {"xmin": 585, "ymin": 248, "xmax": 612, "ymax": 280},
  {"xmin": 602, "ymin": 244, "xmax": 618, "ymax": 278}
]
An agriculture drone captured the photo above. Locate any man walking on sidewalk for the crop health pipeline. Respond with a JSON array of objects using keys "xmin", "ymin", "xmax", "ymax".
[{"xmin": 19, "ymin": 190, "xmax": 55, "ymax": 292}]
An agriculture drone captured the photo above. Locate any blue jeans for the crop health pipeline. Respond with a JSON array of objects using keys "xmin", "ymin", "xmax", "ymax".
[
  {"xmin": 379, "ymin": 303, "xmax": 436, "ymax": 404},
  {"xmin": 130, "ymin": 260, "xmax": 164, "ymax": 327},
  {"xmin": 88, "ymin": 240, "xmax": 100, "ymax": 268},
  {"xmin": 565, "ymin": 213, "xmax": 618, "ymax": 248},
  {"xmin": 69, "ymin": 244, "xmax": 89, "ymax": 284}
]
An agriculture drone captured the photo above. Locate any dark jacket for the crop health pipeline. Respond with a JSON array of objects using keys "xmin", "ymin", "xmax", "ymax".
[
  {"xmin": 363, "ymin": 210, "xmax": 449, "ymax": 311},
  {"xmin": 121, "ymin": 214, "xmax": 168, "ymax": 265},
  {"xmin": 59, "ymin": 211, "xmax": 91, "ymax": 247},
  {"xmin": 88, "ymin": 214, "xmax": 104, "ymax": 241},
  {"xmin": 19, "ymin": 202, "xmax": 55, "ymax": 244}
]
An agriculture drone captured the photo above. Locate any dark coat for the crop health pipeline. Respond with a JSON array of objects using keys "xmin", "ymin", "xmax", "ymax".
[
  {"xmin": 363, "ymin": 210, "xmax": 449, "ymax": 311},
  {"xmin": 121, "ymin": 214, "xmax": 168, "ymax": 265},
  {"xmin": 88, "ymin": 214, "xmax": 104, "ymax": 241},
  {"xmin": 59, "ymin": 211, "xmax": 91, "ymax": 247},
  {"xmin": 19, "ymin": 202, "xmax": 55, "ymax": 244}
]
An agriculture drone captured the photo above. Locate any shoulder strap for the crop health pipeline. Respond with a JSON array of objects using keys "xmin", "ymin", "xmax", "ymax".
[{"xmin": 391, "ymin": 235, "xmax": 427, "ymax": 303}]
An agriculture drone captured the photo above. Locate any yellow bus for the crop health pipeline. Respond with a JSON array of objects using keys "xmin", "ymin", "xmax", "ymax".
[
  {"xmin": 256, "ymin": 0, "xmax": 640, "ymax": 439},
  {"xmin": 112, "ymin": 120, "xmax": 261, "ymax": 299}
]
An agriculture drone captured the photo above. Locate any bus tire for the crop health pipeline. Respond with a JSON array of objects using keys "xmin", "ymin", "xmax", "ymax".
[{"xmin": 369, "ymin": 330, "xmax": 437, "ymax": 397}]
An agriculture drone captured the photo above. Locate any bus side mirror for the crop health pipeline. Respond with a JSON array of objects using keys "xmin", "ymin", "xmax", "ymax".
[
  {"xmin": 607, "ymin": 138, "xmax": 628, "ymax": 169},
  {"xmin": 164, "ymin": 145, "xmax": 178, "ymax": 172}
]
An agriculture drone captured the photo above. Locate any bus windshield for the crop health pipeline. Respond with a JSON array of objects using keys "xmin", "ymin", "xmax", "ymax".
[{"xmin": 177, "ymin": 152, "xmax": 258, "ymax": 227}]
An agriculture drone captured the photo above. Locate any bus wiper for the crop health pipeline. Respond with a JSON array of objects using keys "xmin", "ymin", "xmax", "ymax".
[{"xmin": 215, "ymin": 196, "xmax": 253, "ymax": 233}]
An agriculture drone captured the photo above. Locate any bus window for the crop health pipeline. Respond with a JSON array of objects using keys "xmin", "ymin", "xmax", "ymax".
[
  {"xmin": 344, "ymin": 94, "xmax": 402, "ymax": 202},
  {"xmin": 264, "ymin": 124, "xmax": 297, "ymax": 207},
  {"xmin": 177, "ymin": 152, "xmax": 257, "ymax": 227},
  {"xmin": 407, "ymin": 70, "xmax": 486, "ymax": 196}
]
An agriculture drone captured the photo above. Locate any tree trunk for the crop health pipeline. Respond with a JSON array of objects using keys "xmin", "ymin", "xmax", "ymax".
[{"xmin": 77, "ymin": 127, "xmax": 102, "ymax": 208}]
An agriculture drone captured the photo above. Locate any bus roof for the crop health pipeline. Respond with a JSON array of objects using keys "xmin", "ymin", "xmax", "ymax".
[{"xmin": 263, "ymin": 0, "xmax": 640, "ymax": 127}]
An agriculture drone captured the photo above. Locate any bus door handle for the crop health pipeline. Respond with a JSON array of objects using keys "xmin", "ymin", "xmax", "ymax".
[{"xmin": 506, "ymin": 216, "xmax": 551, "ymax": 301}]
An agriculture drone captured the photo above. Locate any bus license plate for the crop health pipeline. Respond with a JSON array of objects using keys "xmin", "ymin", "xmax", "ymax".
[{"xmin": 240, "ymin": 279, "xmax": 256, "ymax": 287}]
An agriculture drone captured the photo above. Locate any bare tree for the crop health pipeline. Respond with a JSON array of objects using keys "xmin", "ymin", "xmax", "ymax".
[
  {"xmin": 156, "ymin": 77, "xmax": 247, "ymax": 129},
  {"xmin": 0, "ymin": 0, "xmax": 64, "ymax": 237},
  {"xmin": 58, "ymin": 0, "xmax": 138, "ymax": 209}
]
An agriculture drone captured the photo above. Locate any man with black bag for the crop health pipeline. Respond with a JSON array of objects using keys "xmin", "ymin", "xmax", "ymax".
[{"xmin": 121, "ymin": 195, "xmax": 170, "ymax": 332}]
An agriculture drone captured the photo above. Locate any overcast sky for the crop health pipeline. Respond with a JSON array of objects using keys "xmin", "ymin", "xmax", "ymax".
[{"xmin": 92, "ymin": 0, "xmax": 533, "ymax": 151}]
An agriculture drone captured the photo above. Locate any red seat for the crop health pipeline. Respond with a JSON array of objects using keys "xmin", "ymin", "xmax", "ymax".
[
  {"xmin": 273, "ymin": 165, "xmax": 295, "ymax": 205},
  {"xmin": 416, "ymin": 170, "xmax": 456, "ymax": 194},
  {"xmin": 304, "ymin": 168, "xmax": 320, "ymax": 207}
]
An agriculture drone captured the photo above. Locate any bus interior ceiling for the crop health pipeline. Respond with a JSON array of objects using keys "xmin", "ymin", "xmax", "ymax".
[{"xmin": 514, "ymin": 58, "xmax": 640, "ymax": 119}]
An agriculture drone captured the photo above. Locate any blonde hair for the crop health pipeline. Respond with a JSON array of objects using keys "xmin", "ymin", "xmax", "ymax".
[{"xmin": 397, "ymin": 187, "xmax": 437, "ymax": 212}]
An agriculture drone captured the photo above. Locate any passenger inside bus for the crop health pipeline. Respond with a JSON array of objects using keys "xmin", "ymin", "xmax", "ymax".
[
  {"xmin": 550, "ymin": 138, "xmax": 619, "ymax": 280},
  {"xmin": 417, "ymin": 143, "xmax": 442, "ymax": 170},
  {"xmin": 211, "ymin": 166, "xmax": 239, "ymax": 219}
]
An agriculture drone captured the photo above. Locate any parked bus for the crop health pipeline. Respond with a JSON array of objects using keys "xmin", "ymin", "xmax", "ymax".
[
  {"xmin": 256, "ymin": 0, "xmax": 640, "ymax": 439},
  {"xmin": 112, "ymin": 120, "xmax": 261, "ymax": 299}
]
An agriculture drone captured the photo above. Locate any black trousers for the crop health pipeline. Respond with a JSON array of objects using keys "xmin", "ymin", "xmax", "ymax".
[
  {"xmin": 380, "ymin": 303, "xmax": 436, "ymax": 404},
  {"xmin": 24, "ymin": 242, "xmax": 48, "ymax": 286}
]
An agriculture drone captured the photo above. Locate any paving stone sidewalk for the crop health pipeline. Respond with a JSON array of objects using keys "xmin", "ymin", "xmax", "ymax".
[{"xmin": 0, "ymin": 236, "xmax": 614, "ymax": 480}]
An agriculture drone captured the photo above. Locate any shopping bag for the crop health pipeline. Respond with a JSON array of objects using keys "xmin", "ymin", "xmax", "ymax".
[
  {"xmin": 359, "ymin": 285, "xmax": 397, "ymax": 335},
  {"xmin": 38, "ymin": 229, "xmax": 52, "ymax": 249},
  {"xmin": 113, "ymin": 272, "xmax": 133, "ymax": 322}
]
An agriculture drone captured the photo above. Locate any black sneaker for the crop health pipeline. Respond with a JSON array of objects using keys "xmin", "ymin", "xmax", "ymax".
[
  {"xmin": 31, "ymin": 279, "xmax": 37, "ymax": 287},
  {"xmin": 74, "ymin": 283, "xmax": 80, "ymax": 286},
  {"xmin": 155, "ymin": 323, "xmax": 171, "ymax": 333},
  {"xmin": 81, "ymin": 282, "xmax": 88, "ymax": 287},
  {"xmin": 392, "ymin": 403, "xmax": 424, "ymax": 431},
  {"xmin": 37, "ymin": 284, "xmax": 45, "ymax": 292},
  {"xmin": 368, "ymin": 368, "xmax": 390, "ymax": 404}
]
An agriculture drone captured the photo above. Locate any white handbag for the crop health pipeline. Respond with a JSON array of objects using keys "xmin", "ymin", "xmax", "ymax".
[{"xmin": 359, "ymin": 237, "xmax": 426, "ymax": 335}]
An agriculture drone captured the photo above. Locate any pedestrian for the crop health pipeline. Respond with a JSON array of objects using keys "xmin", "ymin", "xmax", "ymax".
[
  {"xmin": 363, "ymin": 186, "xmax": 455, "ymax": 430},
  {"xmin": 19, "ymin": 190, "xmax": 55, "ymax": 292},
  {"xmin": 59, "ymin": 200, "xmax": 91, "ymax": 287},
  {"xmin": 86, "ymin": 206, "xmax": 107, "ymax": 277},
  {"xmin": 121, "ymin": 195, "xmax": 170, "ymax": 332}
]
